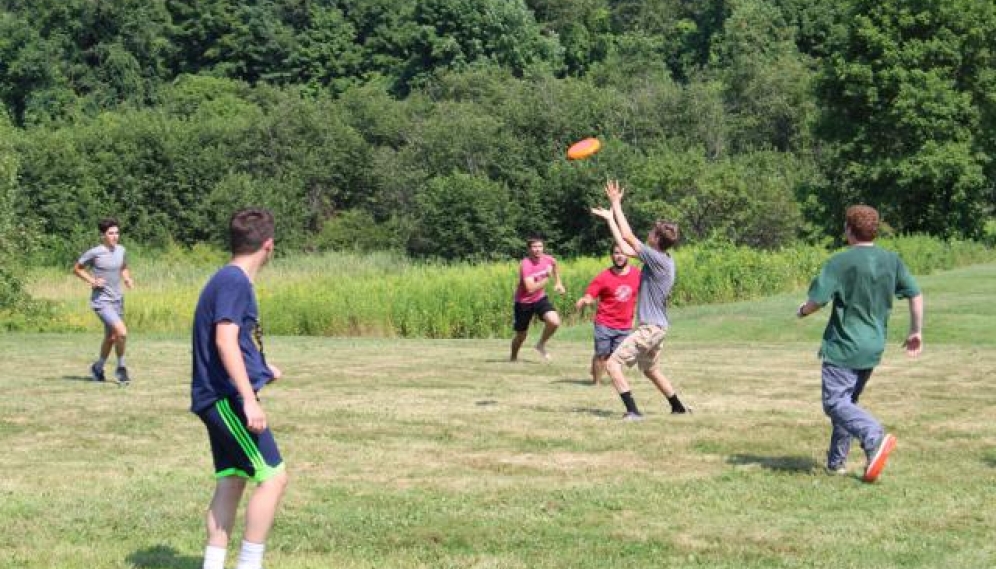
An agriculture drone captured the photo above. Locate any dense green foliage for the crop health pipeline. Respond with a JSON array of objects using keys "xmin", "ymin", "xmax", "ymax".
[
  {"xmin": 814, "ymin": 0, "xmax": 996, "ymax": 239},
  {"xmin": 19, "ymin": 235, "xmax": 996, "ymax": 337},
  {"xmin": 1, "ymin": 0, "xmax": 993, "ymax": 264}
]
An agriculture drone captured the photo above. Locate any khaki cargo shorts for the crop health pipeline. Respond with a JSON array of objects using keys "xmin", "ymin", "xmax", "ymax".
[{"xmin": 609, "ymin": 324, "xmax": 668, "ymax": 372}]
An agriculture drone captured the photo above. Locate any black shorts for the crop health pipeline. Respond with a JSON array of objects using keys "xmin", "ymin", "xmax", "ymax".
[
  {"xmin": 513, "ymin": 297, "xmax": 556, "ymax": 332},
  {"xmin": 199, "ymin": 397, "xmax": 284, "ymax": 483}
]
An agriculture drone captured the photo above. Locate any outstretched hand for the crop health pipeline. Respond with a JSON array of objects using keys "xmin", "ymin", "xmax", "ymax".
[
  {"xmin": 604, "ymin": 179, "xmax": 624, "ymax": 203},
  {"xmin": 590, "ymin": 207, "xmax": 612, "ymax": 220}
]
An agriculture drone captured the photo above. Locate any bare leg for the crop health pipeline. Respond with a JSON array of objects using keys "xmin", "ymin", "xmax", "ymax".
[
  {"xmin": 206, "ymin": 477, "xmax": 247, "ymax": 548},
  {"xmin": 592, "ymin": 355, "xmax": 607, "ymax": 384},
  {"xmin": 534, "ymin": 311, "xmax": 560, "ymax": 360},
  {"xmin": 605, "ymin": 358, "xmax": 631, "ymax": 394},
  {"xmin": 242, "ymin": 470, "xmax": 289, "ymax": 544},
  {"xmin": 110, "ymin": 321, "xmax": 128, "ymax": 360},
  {"xmin": 644, "ymin": 367, "xmax": 676, "ymax": 398},
  {"xmin": 510, "ymin": 330, "xmax": 528, "ymax": 361},
  {"xmin": 99, "ymin": 329, "xmax": 115, "ymax": 360}
]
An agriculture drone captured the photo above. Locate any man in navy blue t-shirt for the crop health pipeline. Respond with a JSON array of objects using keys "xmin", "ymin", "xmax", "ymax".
[{"xmin": 191, "ymin": 207, "xmax": 286, "ymax": 569}]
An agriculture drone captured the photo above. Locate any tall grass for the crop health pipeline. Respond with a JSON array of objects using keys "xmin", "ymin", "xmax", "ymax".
[{"xmin": 15, "ymin": 236, "xmax": 995, "ymax": 337}]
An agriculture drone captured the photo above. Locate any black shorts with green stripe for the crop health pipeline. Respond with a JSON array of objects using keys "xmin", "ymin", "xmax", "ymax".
[{"xmin": 199, "ymin": 397, "xmax": 284, "ymax": 483}]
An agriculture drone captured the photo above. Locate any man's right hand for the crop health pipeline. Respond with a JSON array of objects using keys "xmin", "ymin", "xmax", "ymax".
[{"xmin": 243, "ymin": 399, "xmax": 267, "ymax": 433}]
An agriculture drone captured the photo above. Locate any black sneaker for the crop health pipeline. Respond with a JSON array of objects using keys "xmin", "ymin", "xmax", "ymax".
[
  {"xmin": 115, "ymin": 366, "xmax": 131, "ymax": 385},
  {"xmin": 90, "ymin": 362, "xmax": 106, "ymax": 382}
]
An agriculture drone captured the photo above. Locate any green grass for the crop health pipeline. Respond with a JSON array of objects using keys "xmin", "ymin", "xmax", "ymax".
[{"xmin": 2, "ymin": 264, "xmax": 996, "ymax": 568}]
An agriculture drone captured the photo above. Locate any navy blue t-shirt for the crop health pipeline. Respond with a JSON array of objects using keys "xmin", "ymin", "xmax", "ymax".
[{"xmin": 190, "ymin": 265, "xmax": 273, "ymax": 414}]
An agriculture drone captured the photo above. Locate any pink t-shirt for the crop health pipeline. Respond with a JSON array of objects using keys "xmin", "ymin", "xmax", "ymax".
[
  {"xmin": 515, "ymin": 254, "xmax": 557, "ymax": 304},
  {"xmin": 585, "ymin": 266, "xmax": 641, "ymax": 330}
]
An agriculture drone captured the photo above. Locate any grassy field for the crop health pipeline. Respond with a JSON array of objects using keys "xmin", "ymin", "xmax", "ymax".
[{"xmin": 2, "ymin": 263, "xmax": 995, "ymax": 568}]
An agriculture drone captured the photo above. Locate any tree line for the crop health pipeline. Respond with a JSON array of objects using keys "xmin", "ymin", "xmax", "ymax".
[{"xmin": 0, "ymin": 0, "xmax": 994, "ymax": 277}]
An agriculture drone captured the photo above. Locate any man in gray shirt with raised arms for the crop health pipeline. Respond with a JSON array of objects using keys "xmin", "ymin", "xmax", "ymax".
[
  {"xmin": 591, "ymin": 180, "xmax": 689, "ymax": 420},
  {"xmin": 74, "ymin": 217, "xmax": 134, "ymax": 384}
]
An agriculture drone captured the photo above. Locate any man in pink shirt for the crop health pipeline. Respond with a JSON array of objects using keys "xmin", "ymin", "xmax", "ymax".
[
  {"xmin": 510, "ymin": 236, "xmax": 565, "ymax": 362},
  {"xmin": 575, "ymin": 245, "xmax": 641, "ymax": 384}
]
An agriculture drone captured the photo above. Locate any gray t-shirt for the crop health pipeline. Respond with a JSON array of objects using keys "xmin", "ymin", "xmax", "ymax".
[
  {"xmin": 636, "ymin": 244, "xmax": 675, "ymax": 328},
  {"xmin": 78, "ymin": 245, "xmax": 127, "ymax": 307}
]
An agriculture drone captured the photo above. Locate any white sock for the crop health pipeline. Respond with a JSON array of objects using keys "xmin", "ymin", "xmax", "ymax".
[
  {"xmin": 235, "ymin": 540, "xmax": 266, "ymax": 569},
  {"xmin": 117, "ymin": 356, "xmax": 127, "ymax": 368},
  {"xmin": 96, "ymin": 357, "xmax": 107, "ymax": 369},
  {"xmin": 202, "ymin": 545, "xmax": 227, "ymax": 569}
]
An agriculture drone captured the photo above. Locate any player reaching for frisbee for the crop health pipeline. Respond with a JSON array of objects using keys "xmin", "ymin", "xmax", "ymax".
[
  {"xmin": 575, "ymin": 244, "xmax": 641, "ymax": 385},
  {"xmin": 591, "ymin": 180, "xmax": 690, "ymax": 419},
  {"xmin": 510, "ymin": 235, "xmax": 566, "ymax": 362},
  {"xmin": 191, "ymin": 208, "xmax": 288, "ymax": 569},
  {"xmin": 797, "ymin": 205, "xmax": 923, "ymax": 483}
]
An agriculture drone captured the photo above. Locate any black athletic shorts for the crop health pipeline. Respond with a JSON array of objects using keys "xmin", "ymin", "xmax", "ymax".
[{"xmin": 513, "ymin": 296, "xmax": 556, "ymax": 332}]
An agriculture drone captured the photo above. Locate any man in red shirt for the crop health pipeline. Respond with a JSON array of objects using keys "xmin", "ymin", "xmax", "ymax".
[
  {"xmin": 510, "ymin": 236, "xmax": 565, "ymax": 362},
  {"xmin": 576, "ymin": 245, "xmax": 641, "ymax": 384}
]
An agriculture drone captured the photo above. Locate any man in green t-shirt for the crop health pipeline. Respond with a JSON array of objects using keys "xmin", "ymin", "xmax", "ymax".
[{"xmin": 797, "ymin": 205, "xmax": 924, "ymax": 483}]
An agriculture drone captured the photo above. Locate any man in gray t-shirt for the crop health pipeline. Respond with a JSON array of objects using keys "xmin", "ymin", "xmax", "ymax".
[
  {"xmin": 73, "ymin": 217, "xmax": 134, "ymax": 384},
  {"xmin": 591, "ymin": 180, "xmax": 689, "ymax": 420}
]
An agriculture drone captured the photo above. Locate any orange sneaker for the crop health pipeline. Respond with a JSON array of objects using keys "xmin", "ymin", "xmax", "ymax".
[{"xmin": 862, "ymin": 434, "xmax": 897, "ymax": 483}]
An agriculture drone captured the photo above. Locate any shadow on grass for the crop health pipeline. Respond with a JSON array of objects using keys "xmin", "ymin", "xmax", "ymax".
[
  {"xmin": 125, "ymin": 545, "xmax": 200, "ymax": 569},
  {"xmin": 727, "ymin": 454, "xmax": 818, "ymax": 473},
  {"xmin": 60, "ymin": 375, "xmax": 100, "ymax": 382},
  {"xmin": 483, "ymin": 358, "xmax": 541, "ymax": 364},
  {"xmin": 983, "ymin": 452, "xmax": 996, "ymax": 468},
  {"xmin": 551, "ymin": 378, "xmax": 598, "ymax": 386},
  {"xmin": 569, "ymin": 407, "xmax": 617, "ymax": 418}
]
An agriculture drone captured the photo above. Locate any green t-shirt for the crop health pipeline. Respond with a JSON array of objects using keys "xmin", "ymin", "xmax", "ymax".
[{"xmin": 807, "ymin": 245, "xmax": 921, "ymax": 369}]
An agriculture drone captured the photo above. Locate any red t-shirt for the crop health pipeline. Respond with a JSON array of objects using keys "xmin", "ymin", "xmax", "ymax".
[
  {"xmin": 515, "ymin": 254, "xmax": 557, "ymax": 304},
  {"xmin": 585, "ymin": 266, "xmax": 641, "ymax": 330}
]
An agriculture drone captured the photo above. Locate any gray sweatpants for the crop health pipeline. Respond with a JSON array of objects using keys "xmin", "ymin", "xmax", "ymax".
[{"xmin": 821, "ymin": 363, "xmax": 885, "ymax": 469}]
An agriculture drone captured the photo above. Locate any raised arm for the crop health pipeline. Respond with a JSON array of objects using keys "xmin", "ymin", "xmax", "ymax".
[
  {"xmin": 590, "ymin": 207, "xmax": 638, "ymax": 257},
  {"xmin": 604, "ymin": 180, "xmax": 643, "ymax": 254}
]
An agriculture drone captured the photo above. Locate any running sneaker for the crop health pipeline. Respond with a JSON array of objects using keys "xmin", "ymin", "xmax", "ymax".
[
  {"xmin": 90, "ymin": 362, "xmax": 106, "ymax": 382},
  {"xmin": 622, "ymin": 411, "xmax": 644, "ymax": 421},
  {"xmin": 863, "ymin": 434, "xmax": 897, "ymax": 483},
  {"xmin": 115, "ymin": 366, "xmax": 131, "ymax": 385}
]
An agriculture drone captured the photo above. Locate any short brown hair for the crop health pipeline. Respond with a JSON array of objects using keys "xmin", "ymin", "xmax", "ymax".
[
  {"xmin": 654, "ymin": 221, "xmax": 680, "ymax": 251},
  {"xmin": 845, "ymin": 205, "xmax": 878, "ymax": 241},
  {"xmin": 230, "ymin": 207, "xmax": 275, "ymax": 254}
]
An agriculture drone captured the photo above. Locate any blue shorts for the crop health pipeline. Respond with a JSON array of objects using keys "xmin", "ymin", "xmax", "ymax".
[
  {"xmin": 593, "ymin": 324, "xmax": 631, "ymax": 357},
  {"xmin": 198, "ymin": 397, "xmax": 284, "ymax": 483},
  {"xmin": 94, "ymin": 300, "xmax": 124, "ymax": 329}
]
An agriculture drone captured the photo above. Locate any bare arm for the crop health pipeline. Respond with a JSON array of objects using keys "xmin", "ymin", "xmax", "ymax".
[
  {"xmin": 903, "ymin": 294, "xmax": 924, "ymax": 357},
  {"xmin": 522, "ymin": 274, "xmax": 548, "ymax": 294},
  {"xmin": 216, "ymin": 322, "xmax": 267, "ymax": 433},
  {"xmin": 73, "ymin": 262, "xmax": 104, "ymax": 289},
  {"xmin": 575, "ymin": 293, "xmax": 595, "ymax": 311},
  {"xmin": 590, "ymin": 207, "xmax": 638, "ymax": 257},
  {"xmin": 796, "ymin": 299, "xmax": 821, "ymax": 318},
  {"xmin": 604, "ymin": 180, "xmax": 643, "ymax": 254},
  {"xmin": 121, "ymin": 265, "xmax": 134, "ymax": 289},
  {"xmin": 550, "ymin": 261, "xmax": 565, "ymax": 295}
]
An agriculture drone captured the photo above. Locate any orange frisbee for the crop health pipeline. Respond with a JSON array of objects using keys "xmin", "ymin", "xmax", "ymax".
[{"xmin": 567, "ymin": 137, "xmax": 601, "ymax": 160}]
